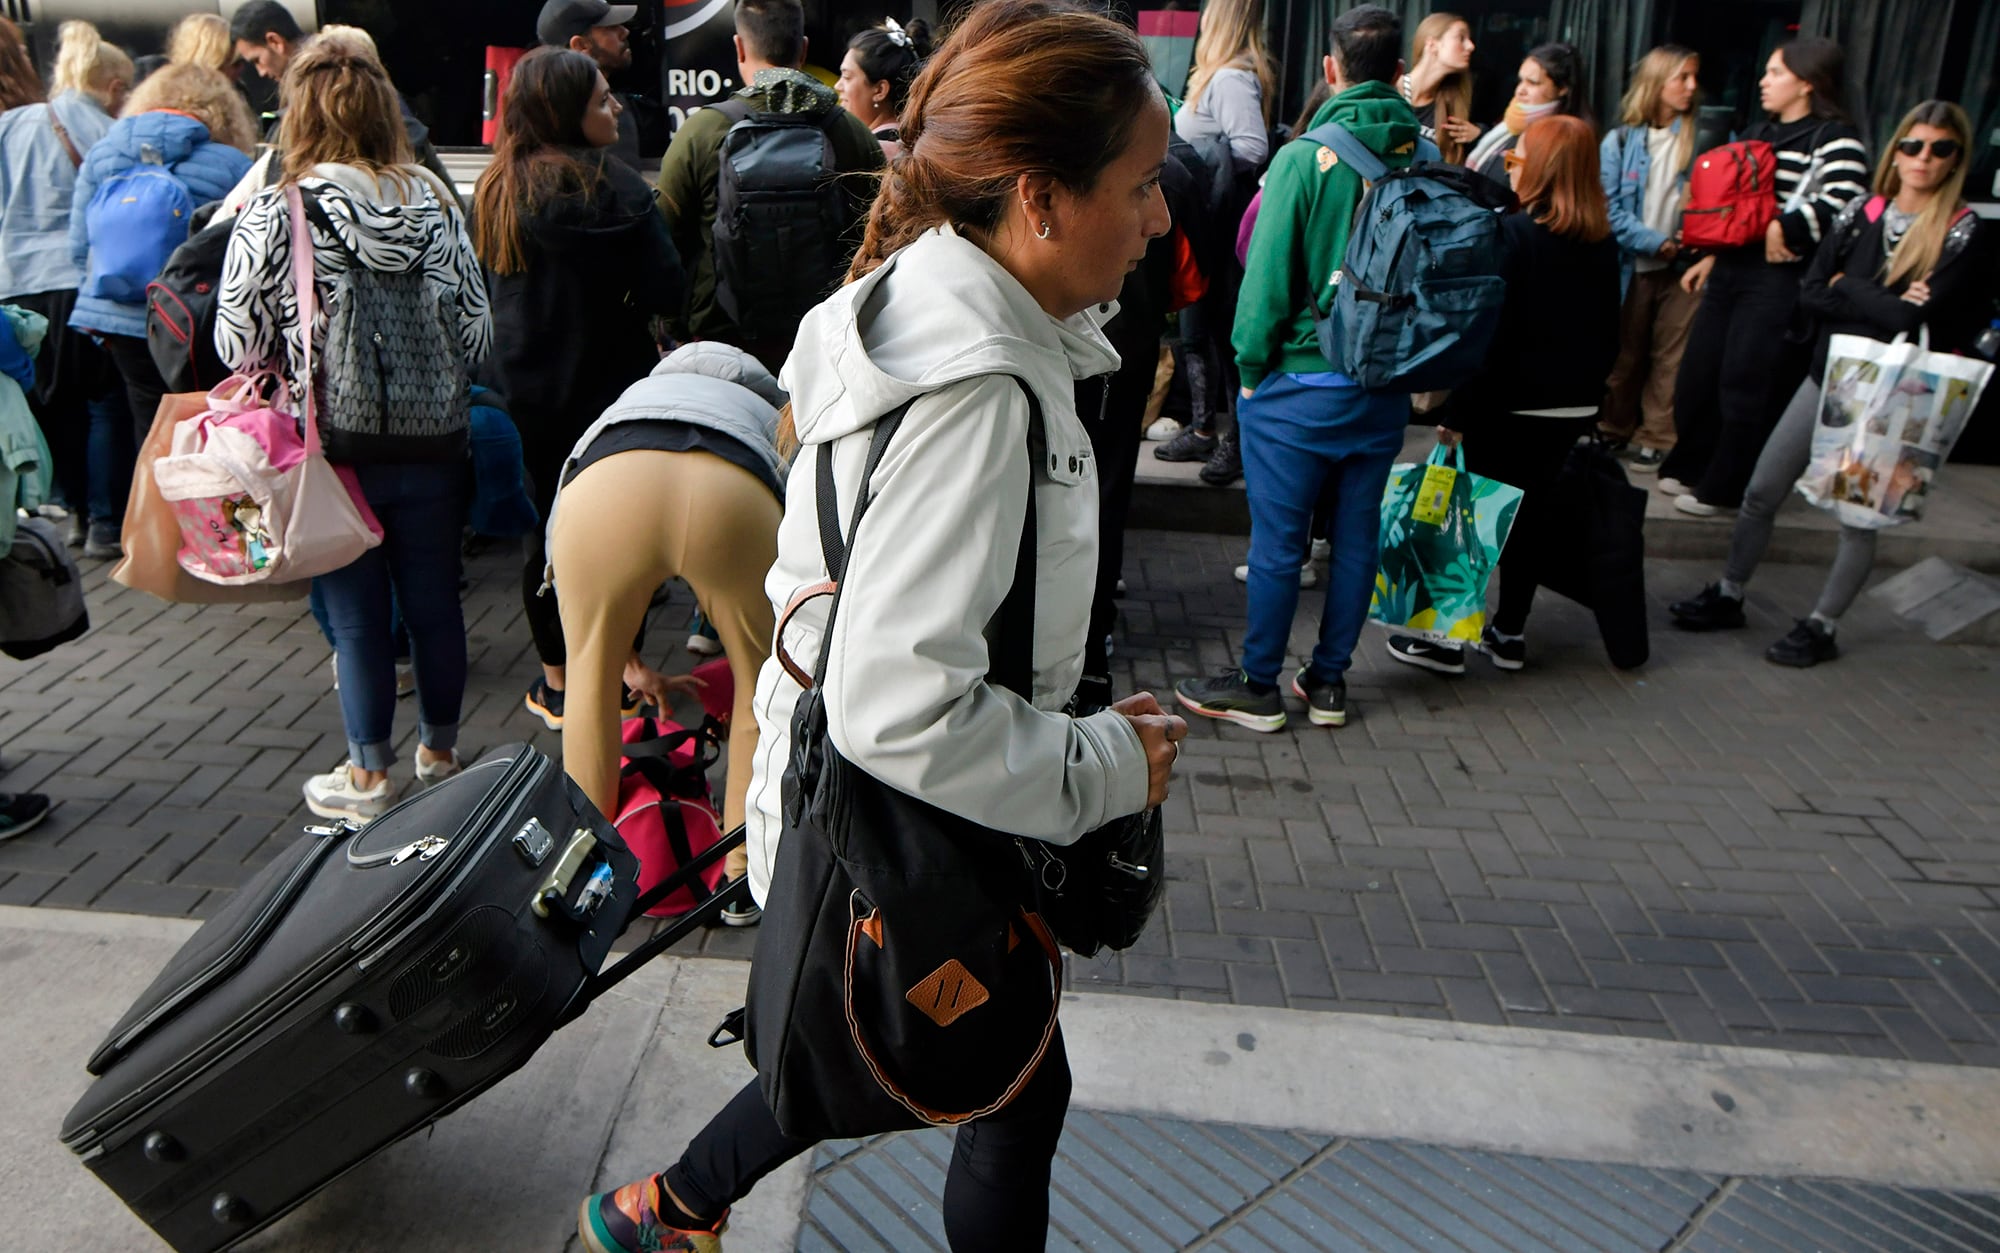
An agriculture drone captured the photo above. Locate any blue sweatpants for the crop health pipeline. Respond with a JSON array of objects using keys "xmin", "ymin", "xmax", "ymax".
[{"xmin": 1238, "ymin": 373, "xmax": 1406, "ymax": 687}]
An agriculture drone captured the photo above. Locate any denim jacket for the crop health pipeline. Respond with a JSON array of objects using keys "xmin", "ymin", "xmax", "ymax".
[
  {"xmin": 0, "ymin": 93, "xmax": 114, "ymax": 301},
  {"xmin": 1600, "ymin": 119, "xmax": 1688, "ymax": 295},
  {"xmin": 68, "ymin": 110, "xmax": 251, "ymax": 339}
]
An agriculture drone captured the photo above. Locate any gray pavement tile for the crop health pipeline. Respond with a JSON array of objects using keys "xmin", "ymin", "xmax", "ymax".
[{"xmin": 9, "ymin": 540, "xmax": 2000, "ymax": 1065}]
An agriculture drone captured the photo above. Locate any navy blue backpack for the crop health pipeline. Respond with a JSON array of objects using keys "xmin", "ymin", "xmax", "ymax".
[{"xmin": 1304, "ymin": 124, "xmax": 1510, "ymax": 393}]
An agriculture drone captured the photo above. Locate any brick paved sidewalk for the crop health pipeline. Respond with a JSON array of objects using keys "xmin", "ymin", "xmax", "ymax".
[{"xmin": 2, "ymin": 530, "xmax": 1997, "ymax": 1067}]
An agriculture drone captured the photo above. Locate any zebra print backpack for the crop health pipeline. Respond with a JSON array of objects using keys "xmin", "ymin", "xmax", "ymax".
[{"xmin": 298, "ymin": 189, "xmax": 469, "ymax": 464}]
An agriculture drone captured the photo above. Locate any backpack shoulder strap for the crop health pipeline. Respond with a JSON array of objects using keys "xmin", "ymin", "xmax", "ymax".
[
  {"xmin": 297, "ymin": 187, "xmax": 362, "ymax": 267},
  {"xmin": 1301, "ymin": 122, "xmax": 1388, "ymax": 183},
  {"xmin": 711, "ymin": 98, "xmax": 754, "ymax": 127}
]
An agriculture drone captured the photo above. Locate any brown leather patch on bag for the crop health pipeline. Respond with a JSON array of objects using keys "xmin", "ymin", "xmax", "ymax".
[
  {"xmin": 859, "ymin": 912, "xmax": 884, "ymax": 949},
  {"xmin": 906, "ymin": 959, "xmax": 990, "ymax": 1027}
]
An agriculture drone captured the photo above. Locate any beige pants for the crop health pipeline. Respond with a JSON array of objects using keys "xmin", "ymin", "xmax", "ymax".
[
  {"xmin": 1599, "ymin": 268, "xmax": 1701, "ymax": 451},
  {"xmin": 550, "ymin": 449, "xmax": 780, "ymax": 878}
]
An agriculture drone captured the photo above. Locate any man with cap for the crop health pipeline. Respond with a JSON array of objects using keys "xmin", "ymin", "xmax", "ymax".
[{"xmin": 538, "ymin": 0, "xmax": 643, "ymax": 169}]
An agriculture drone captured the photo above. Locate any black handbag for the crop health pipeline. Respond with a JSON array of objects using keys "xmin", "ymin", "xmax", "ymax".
[{"xmin": 744, "ymin": 382, "xmax": 1064, "ymax": 1141}]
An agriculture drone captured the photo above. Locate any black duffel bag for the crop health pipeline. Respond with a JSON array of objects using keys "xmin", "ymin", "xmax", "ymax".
[
  {"xmin": 1538, "ymin": 439, "xmax": 1650, "ymax": 669},
  {"xmin": 746, "ymin": 377, "xmax": 1162, "ymax": 1140}
]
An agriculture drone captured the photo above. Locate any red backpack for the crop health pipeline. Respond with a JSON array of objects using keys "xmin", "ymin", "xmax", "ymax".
[
  {"xmin": 1680, "ymin": 140, "xmax": 1778, "ymax": 250},
  {"xmin": 617, "ymin": 715, "xmax": 730, "ymax": 918}
]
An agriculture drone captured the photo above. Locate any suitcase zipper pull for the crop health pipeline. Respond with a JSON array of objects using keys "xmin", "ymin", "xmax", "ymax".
[
  {"xmin": 389, "ymin": 835, "xmax": 450, "ymax": 865},
  {"xmin": 304, "ymin": 819, "xmax": 361, "ymax": 837},
  {"xmin": 1106, "ymin": 853, "xmax": 1151, "ymax": 880}
]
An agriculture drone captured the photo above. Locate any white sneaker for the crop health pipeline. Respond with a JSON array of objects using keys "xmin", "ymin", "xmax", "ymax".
[
  {"xmin": 414, "ymin": 749, "xmax": 462, "ymax": 784},
  {"xmin": 1145, "ymin": 417, "xmax": 1183, "ymax": 441},
  {"xmin": 686, "ymin": 632, "xmax": 723, "ymax": 657},
  {"xmin": 1234, "ymin": 562, "xmax": 1317, "ymax": 587},
  {"xmin": 302, "ymin": 764, "xmax": 394, "ymax": 823},
  {"xmin": 1310, "ymin": 538, "xmax": 1331, "ymax": 561},
  {"xmin": 1656, "ymin": 476, "xmax": 1693, "ymax": 496},
  {"xmin": 1673, "ymin": 494, "xmax": 1726, "ymax": 518}
]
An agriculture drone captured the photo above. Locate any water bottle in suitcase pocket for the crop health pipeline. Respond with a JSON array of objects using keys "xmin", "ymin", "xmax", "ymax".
[{"xmin": 59, "ymin": 743, "xmax": 747, "ymax": 1253}]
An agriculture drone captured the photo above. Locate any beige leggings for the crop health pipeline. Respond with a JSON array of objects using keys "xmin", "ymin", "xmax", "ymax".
[{"xmin": 550, "ymin": 449, "xmax": 779, "ymax": 876}]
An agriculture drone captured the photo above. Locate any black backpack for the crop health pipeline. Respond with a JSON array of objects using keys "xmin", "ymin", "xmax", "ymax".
[
  {"xmin": 146, "ymin": 201, "xmax": 232, "ymax": 395},
  {"xmin": 709, "ymin": 99, "xmax": 848, "ymax": 342},
  {"xmin": 148, "ymin": 159, "xmax": 281, "ymax": 395}
]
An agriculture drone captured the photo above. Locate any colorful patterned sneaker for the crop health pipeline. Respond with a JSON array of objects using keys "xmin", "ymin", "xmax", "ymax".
[
  {"xmin": 525, "ymin": 677, "xmax": 565, "ymax": 730},
  {"xmin": 578, "ymin": 1174, "xmax": 726, "ymax": 1253},
  {"xmin": 1175, "ymin": 670, "xmax": 1286, "ymax": 733},
  {"xmin": 1289, "ymin": 669, "xmax": 1347, "ymax": 727}
]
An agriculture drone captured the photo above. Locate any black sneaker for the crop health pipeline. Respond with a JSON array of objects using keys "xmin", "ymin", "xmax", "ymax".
[
  {"xmin": 1290, "ymin": 669, "xmax": 1347, "ymax": 727},
  {"xmin": 1766, "ymin": 619, "xmax": 1838, "ymax": 668},
  {"xmin": 1153, "ymin": 425, "xmax": 1217, "ymax": 463},
  {"xmin": 524, "ymin": 677, "xmax": 565, "ymax": 730},
  {"xmin": 1175, "ymin": 670, "xmax": 1286, "ymax": 733},
  {"xmin": 1386, "ymin": 635, "xmax": 1466, "ymax": 675},
  {"xmin": 1197, "ymin": 432, "xmax": 1243, "ymax": 486},
  {"xmin": 1669, "ymin": 583, "xmax": 1746, "ymax": 631},
  {"xmin": 1478, "ymin": 626, "xmax": 1526, "ymax": 671},
  {"xmin": 0, "ymin": 792, "xmax": 51, "ymax": 841}
]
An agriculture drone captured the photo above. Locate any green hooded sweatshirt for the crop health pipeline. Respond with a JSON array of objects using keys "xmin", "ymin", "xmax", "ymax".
[
  {"xmin": 1232, "ymin": 80, "xmax": 1422, "ymax": 388},
  {"xmin": 655, "ymin": 68, "xmax": 884, "ymax": 345}
]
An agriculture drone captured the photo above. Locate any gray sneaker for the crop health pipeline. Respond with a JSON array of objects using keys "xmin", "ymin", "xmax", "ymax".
[{"xmin": 1175, "ymin": 670, "xmax": 1286, "ymax": 733}]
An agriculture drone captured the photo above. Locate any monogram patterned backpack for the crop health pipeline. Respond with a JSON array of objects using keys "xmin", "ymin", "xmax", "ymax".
[{"xmin": 299, "ymin": 190, "xmax": 469, "ymax": 464}]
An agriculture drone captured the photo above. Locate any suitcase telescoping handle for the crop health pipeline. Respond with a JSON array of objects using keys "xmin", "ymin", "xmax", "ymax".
[{"xmin": 567, "ymin": 825, "xmax": 751, "ymax": 1016}]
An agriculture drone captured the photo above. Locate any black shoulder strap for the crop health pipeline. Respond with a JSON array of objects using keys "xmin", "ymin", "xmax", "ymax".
[
  {"xmin": 712, "ymin": 98, "xmax": 753, "ymax": 126},
  {"xmin": 297, "ymin": 187, "xmax": 362, "ymax": 266},
  {"xmin": 809, "ymin": 377, "xmax": 1045, "ymax": 691}
]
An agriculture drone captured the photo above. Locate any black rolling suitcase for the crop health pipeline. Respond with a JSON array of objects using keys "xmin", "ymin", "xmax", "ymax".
[{"xmin": 59, "ymin": 743, "xmax": 747, "ymax": 1253}]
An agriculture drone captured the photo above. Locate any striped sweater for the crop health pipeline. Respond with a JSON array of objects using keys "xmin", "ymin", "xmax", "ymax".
[{"xmin": 1754, "ymin": 115, "xmax": 1870, "ymax": 259}]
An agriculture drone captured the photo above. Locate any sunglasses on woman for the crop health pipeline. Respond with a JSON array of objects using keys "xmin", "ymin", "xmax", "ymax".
[
  {"xmin": 1896, "ymin": 137, "xmax": 1961, "ymax": 159},
  {"xmin": 1503, "ymin": 148, "xmax": 1526, "ymax": 171}
]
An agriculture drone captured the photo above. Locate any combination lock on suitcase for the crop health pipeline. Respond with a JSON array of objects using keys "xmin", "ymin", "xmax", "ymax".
[{"xmin": 60, "ymin": 743, "xmax": 747, "ymax": 1253}]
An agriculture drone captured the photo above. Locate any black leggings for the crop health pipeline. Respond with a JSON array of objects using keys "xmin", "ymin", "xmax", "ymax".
[
  {"xmin": 1460, "ymin": 413, "xmax": 1592, "ymax": 636},
  {"xmin": 664, "ymin": 1031, "xmax": 1072, "ymax": 1250}
]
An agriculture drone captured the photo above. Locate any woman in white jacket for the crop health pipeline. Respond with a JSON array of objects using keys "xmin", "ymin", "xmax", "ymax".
[{"xmin": 576, "ymin": 3, "xmax": 1184, "ymax": 1251}]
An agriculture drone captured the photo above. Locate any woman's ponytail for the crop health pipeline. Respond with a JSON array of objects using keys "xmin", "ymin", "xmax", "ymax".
[{"xmin": 52, "ymin": 20, "xmax": 131, "ymax": 102}]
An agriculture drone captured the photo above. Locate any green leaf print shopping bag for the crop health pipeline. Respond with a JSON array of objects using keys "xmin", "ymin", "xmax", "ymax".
[{"xmin": 1369, "ymin": 441, "xmax": 1524, "ymax": 644}]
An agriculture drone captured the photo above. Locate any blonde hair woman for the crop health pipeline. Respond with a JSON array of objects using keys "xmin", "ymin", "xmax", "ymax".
[
  {"xmin": 67, "ymin": 59, "xmax": 253, "ymax": 564},
  {"xmin": 1158, "ymin": 0, "xmax": 1277, "ymax": 483},
  {"xmin": 1597, "ymin": 44, "xmax": 1701, "ymax": 468},
  {"xmin": 1403, "ymin": 12, "xmax": 1478, "ymax": 163},
  {"xmin": 166, "ymin": 13, "xmax": 233, "ymax": 72},
  {"xmin": 1670, "ymin": 101, "xmax": 1983, "ymax": 667},
  {"xmin": 0, "ymin": 21, "xmax": 130, "ymax": 551},
  {"xmin": 215, "ymin": 34, "xmax": 489, "ymax": 822}
]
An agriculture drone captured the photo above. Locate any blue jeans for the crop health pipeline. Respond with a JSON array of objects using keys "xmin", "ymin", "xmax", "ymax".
[
  {"xmin": 85, "ymin": 389, "xmax": 134, "ymax": 525},
  {"xmin": 315, "ymin": 462, "xmax": 468, "ymax": 770},
  {"xmin": 310, "ymin": 581, "xmax": 410, "ymax": 661},
  {"xmin": 1238, "ymin": 374, "xmax": 1406, "ymax": 686}
]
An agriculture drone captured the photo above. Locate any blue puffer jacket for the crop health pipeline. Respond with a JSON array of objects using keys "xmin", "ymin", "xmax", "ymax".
[
  {"xmin": 67, "ymin": 110, "xmax": 251, "ymax": 338},
  {"xmin": 0, "ymin": 92, "xmax": 115, "ymax": 300},
  {"xmin": 1600, "ymin": 118, "xmax": 1689, "ymax": 296}
]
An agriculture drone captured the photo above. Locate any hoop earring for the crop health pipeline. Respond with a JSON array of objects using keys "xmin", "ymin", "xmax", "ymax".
[{"xmin": 1037, "ymin": 221, "xmax": 1052, "ymax": 240}]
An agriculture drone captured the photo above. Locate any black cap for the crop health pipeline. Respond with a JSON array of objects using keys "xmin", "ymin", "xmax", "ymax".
[{"xmin": 537, "ymin": 0, "xmax": 638, "ymax": 48}]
